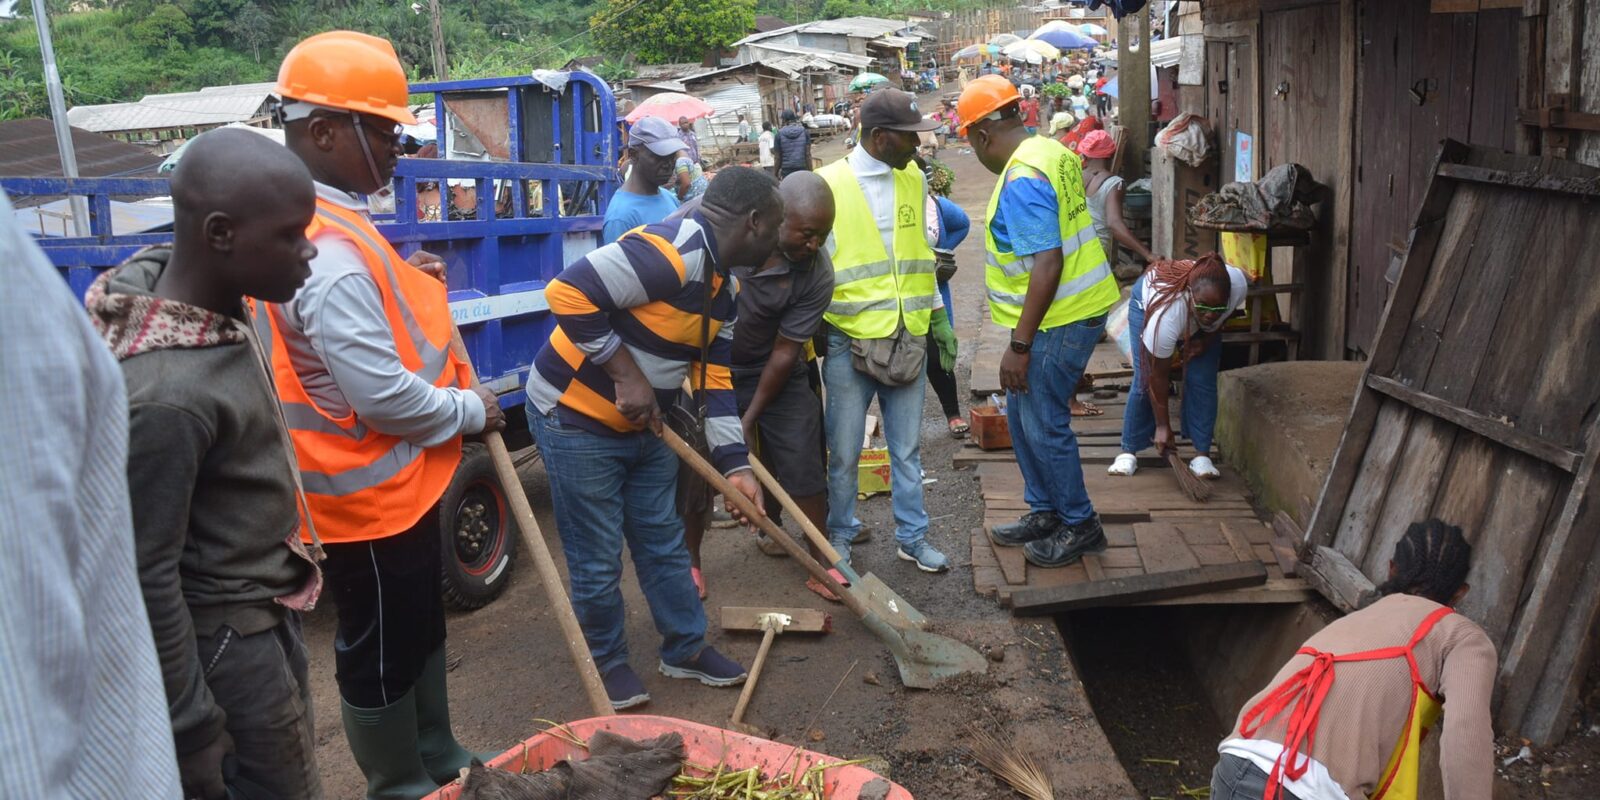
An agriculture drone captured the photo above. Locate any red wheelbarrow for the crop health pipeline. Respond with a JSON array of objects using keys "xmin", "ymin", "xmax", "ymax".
[{"xmin": 424, "ymin": 715, "xmax": 912, "ymax": 799}]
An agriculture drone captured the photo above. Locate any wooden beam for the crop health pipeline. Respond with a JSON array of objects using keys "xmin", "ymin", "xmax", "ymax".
[
  {"xmin": 718, "ymin": 607, "xmax": 831, "ymax": 634},
  {"xmin": 1010, "ymin": 560, "xmax": 1267, "ymax": 614},
  {"xmin": 1302, "ymin": 546, "xmax": 1377, "ymax": 613},
  {"xmin": 1437, "ymin": 162, "xmax": 1600, "ymax": 196},
  {"xmin": 1327, "ymin": 0, "xmax": 1355, "ymax": 359},
  {"xmin": 1366, "ymin": 375, "xmax": 1583, "ymax": 472}
]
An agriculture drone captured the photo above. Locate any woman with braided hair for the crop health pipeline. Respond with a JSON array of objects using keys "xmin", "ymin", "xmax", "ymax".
[
  {"xmin": 1211, "ymin": 519, "xmax": 1495, "ymax": 800},
  {"xmin": 1109, "ymin": 252, "xmax": 1247, "ymax": 478}
]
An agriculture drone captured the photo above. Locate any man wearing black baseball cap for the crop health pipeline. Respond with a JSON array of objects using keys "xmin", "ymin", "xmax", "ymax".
[{"xmin": 813, "ymin": 88, "xmax": 957, "ymax": 576}]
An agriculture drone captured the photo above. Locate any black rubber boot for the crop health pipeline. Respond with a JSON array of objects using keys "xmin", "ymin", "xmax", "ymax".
[
  {"xmin": 415, "ymin": 647, "xmax": 496, "ymax": 783},
  {"xmin": 340, "ymin": 693, "xmax": 439, "ymax": 800},
  {"xmin": 989, "ymin": 510, "xmax": 1064, "ymax": 547},
  {"xmin": 1023, "ymin": 514, "xmax": 1108, "ymax": 568}
]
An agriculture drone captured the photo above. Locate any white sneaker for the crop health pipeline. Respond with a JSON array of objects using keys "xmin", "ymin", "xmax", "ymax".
[
  {"xmin": 1189, "ymin": 455, "xmax": 1221, "ymax": 479},
  {"xmin": 1107, "ymin": 453, "xmax": 1138, "ymax": 476}
]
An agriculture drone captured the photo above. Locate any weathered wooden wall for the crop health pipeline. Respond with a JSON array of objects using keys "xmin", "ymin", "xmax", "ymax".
[{"xmin": 1307, "ymin": 144, "xmax": 1600, "ymax": 744}]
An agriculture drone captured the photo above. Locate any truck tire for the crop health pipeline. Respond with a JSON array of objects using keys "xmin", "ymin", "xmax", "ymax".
[{"xmin": 439, "ymin": 443, "xmax": 517, "ymax": 610}]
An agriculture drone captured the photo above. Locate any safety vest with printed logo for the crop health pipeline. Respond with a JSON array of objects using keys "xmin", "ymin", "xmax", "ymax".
[
  {"xmin": 252, "ymin": 197, "xmax": 470, "ymax": 544},
  {"xmin": 816, "ymin": 158, "xmax": 939, "ymax": 339},
  {"xmin": 983, "ymin": 135, "xmax": 1117, "ymax": 330}
]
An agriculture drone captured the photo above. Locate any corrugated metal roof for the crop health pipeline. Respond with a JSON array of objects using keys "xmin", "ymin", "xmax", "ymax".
[
  {"xmin": 15, "ymin": 197, "xmax": 173, "ymax": 237},
  {"xmin": 1151, "ymin": 36, "xmax": 1185, "ymax": 69},
  {"xmin": 741, "ymin": 42, "xmax": 876, "ymax": 71},
  {"xmin": 735, "ymin": 16, "xmax": 934, "ymax": 48},
  {"xmin": 870, "ymin": 36, "xmax": 916, "ymax": 49},
  {"xmin": 66, "ymin": 83, "xmax": 276, "ymax": 133},
  {"xmin": 0, "ymin": 117, "xmax": 164, "ymax": 178}
]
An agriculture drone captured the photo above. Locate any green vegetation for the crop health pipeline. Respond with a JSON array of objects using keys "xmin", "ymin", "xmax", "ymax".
[{"xmin": 1, "ymin": 0, "xmax": 999, "ymax": 120}]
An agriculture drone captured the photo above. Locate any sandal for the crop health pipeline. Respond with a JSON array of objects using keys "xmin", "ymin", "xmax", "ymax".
[
  {"xmin": 691, "ymin": 566, "xmax": 707, "ymax": 600},
  {"xmin": 1071, "ymin": 399, "xmax": 1104, "ymax": 417},
  {"xmin": 948, "ymin": 417, "xmax": 970, "ymax": 438}
]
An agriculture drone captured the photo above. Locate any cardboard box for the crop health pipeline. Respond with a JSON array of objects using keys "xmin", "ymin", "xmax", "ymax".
[
  {"xmin": 857, "ymin": 447, "xmax": 892, "ymax": 497},
  {"xmin": 1152, "ymin": 148, "xmax": 1221, "ymax": 261},
  {"xmin": 969, "ymin": 405, "xmax": 1012, "ymax": 451}
]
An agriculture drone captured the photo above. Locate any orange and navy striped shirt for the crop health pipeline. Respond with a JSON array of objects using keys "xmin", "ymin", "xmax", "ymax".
[{"xmin": 525, "ymin": 212, "xmax": 749, "ymax": 475}]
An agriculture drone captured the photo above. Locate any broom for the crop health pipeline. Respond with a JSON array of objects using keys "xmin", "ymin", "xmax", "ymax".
[
  {"xmin": 966, "ymin": 725, "xmax": 1054, "ymax": 800},
  {"xmin": 1165, "ymin": 449, "xmax": 1213, "ymax": 503}
]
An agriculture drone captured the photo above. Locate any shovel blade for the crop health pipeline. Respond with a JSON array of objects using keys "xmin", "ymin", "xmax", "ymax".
[
  {"xmin": 852, "ymin": 571, "xmax": 930, "ymax": 631},
  {"xmin": 862, "ymin": 614, "xmax": 988, "ymax": 690}
]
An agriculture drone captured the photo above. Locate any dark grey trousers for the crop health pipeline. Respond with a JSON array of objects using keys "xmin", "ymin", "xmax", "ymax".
[
  {"xmin": 1211, "ymin": 754, "xmax": 1306, "ymax": 800},
  {"xmin": 199, "ymin": 615, "xmax": 321, "ymax": 799}
]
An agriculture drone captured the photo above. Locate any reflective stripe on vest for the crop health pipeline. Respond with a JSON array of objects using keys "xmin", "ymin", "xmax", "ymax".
[
  {"xmin": 252, "ymin": 198, "xmax": 469, "ymax": 544},
  {"xmin": 817, "ymin": 158, "xmax": 938, "ymax": 338},
  {"xmin": 982, "ymin": 136, "xmax": 1118, "ymax": 330}
]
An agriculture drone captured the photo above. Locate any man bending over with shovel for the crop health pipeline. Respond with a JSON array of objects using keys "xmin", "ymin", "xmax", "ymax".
[{"xmin": 525, "ymin": 167, "xmax": 782, "ymax": 710}]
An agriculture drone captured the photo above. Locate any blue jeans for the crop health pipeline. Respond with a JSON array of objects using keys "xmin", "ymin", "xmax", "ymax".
[
  {"xmin": 1210, "ymin": 754, "xmax": 1304, "ymax": 800},
  {"xmin": 530, "ymin": 409, "xmax": 706, "ymax": 674},
  {"xmin": 823, "ymin": 330, "xmax": 929, "ymax": 548},
  {"xmin": 1007, "ymin": 316, "xmax": 1105, "ymax": 526},
  {"xmin": 1121, "ymin": 276, "xmax": 1223, "ymax": 455}
]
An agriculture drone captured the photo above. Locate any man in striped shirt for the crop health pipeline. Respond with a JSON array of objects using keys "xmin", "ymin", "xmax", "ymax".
[{"xmin": 525, "ymin": 167, "xmax": 783, "ymax": 710}]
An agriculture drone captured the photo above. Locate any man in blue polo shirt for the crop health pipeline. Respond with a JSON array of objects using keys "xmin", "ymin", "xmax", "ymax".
[{"xmin": 603, "ymin": 116, "xmax": 684, "ymax": 243}]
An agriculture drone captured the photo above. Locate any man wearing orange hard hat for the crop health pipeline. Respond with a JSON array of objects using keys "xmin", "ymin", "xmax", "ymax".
[
  {"xmin": 257, "ymin": 31, "xmax": 502, "ymax": 799},
  {"xmin": 958, "ymin": 75, "xmax": 1118, "ymax": 572}
]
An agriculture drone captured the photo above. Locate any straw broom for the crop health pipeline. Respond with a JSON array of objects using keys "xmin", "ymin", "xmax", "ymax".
[
  {"xmin": 1165, "ymin": 450, "xmax": 1213, "ymax": 503},
  {"xmin": 966, "ymin": 726, "xmax": 1054, "ymax": 800}
]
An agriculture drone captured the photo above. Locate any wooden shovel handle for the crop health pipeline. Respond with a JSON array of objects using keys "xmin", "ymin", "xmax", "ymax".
[
  {"xmin": 449, "ymin": 329, "xmax": 613, "ymax": 718},
  {"xmin": 729, "ymin": 624, "xmax": 777, "ymax": 727},
  {"xmin": 659, "ymin": 427, "xmax": 866, "ymax": 618},
  {"xmin": 748, "ymin": 455, "xmax": 845, "ymax": 566}
]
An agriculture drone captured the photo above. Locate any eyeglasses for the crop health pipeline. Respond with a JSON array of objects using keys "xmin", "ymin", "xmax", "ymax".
[
  {"xmin": 352, "ymin": 113, "xmax": 403, "ymax": 145},
  {"xmin": 1192, "ymin": 301, "xmax": 1230, "ymax": 314}
]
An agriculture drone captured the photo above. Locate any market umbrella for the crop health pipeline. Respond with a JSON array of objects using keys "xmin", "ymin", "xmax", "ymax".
[
  {"xmin": 1030, "ymin": 26, "xmax": 1098, "ymax": 50},
  {"xmin": 1079, "ymin": 23, "xmax": 1110, "ymax": 37},
  {"xmin": 1006, "ymin": 48, "xmax": 1043, "ymax": 66},
  {"xmin": 625, "ymin": 92, "xmax": 714, "ymax": 123},
  {"xmin": 988, "ymin": 33, "xmax": 1022, "ymax": 47},
  {"xmin": 1005, "ymin": 38, "xmax": 1060, "ymax": 62},
  {"xmin": 953, "ymin": 43, "xmax": 1000, "ymax": 61},
  {"xmin": 850, "ymin": 72, "xmax": 890, "ymax": 92},
  {"xmin": 1099, "ymin": 76, "xmax": 1119, "ymax": 98}
]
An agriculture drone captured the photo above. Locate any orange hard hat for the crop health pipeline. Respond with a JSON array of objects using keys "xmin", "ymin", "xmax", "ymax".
[
  {"xmin": 277, "ymin": 31, "xmax": 418, "ymax": 126},
  {"xmin": 956, "ymin": 75, "xmax": 1020, "ymax": 136}
]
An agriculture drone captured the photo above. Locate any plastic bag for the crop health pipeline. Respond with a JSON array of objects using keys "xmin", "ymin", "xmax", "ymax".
[
  {"xmin": 1106, "ymin": 297, "xmax": 1133, "ymax": 367},
  {"xmin": 1156, "ymin": 113, "xmax": 1212, "ymax": 167}
]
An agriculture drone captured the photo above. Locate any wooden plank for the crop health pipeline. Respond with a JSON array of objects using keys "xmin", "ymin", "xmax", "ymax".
[
  {"xmin": 1191, "ymin": 544, "xmax": 1243, "ymax": 566},
  {"xmin": 1134, "ymin": 523, "xmax": 1203, "ymax": 574},
  {"xmin": 720, "ymin": 607, "xmax": 831, "ymax": 633},
  {"xmin": 1436, "ymin": 163, "xmax": 1600, "ymax": 197},
  {"xmin": 1137, "ymin": 578, "xmax": 1315, "ymax": 606},
  {"xmin": 1148, "ymin": 508, "xmax": 1261, "ymax": 520},
  {"xmin": 1327, "ymin": 400, "xmax": 1413, "ymax": 558},
  {"xmin": 987, "ymin": 530, "xmax": 1029, "ymax": 586},
  {"xmin": 1303, "ymin": 546, "xmax": 1378, "ymax": 614},
  {"xmin": 1218, "ymin": 519, "xmax": 1257, "ymax": 563},
  {"xmin": 1098, "ymin": 547, "xmax": 1144, "ymax": 570},
  {"xmin": 1174, "ymin": 522, "xmax": 1226, "ymax": 546},
  {"xmin": 1082, "ymin": 553, "xmax": 1107, "ymax": 582},
  {"xmin": 1104, "ymin": 525, "xmax": 1136, "ymax": 548},
  {"xmin": 1011, "ymin": 561, "xmax": 1268, "ymax": 614},
  {"xmin": 1359, "ymin": 414, "xmax": 1459, "ymax": 578}
]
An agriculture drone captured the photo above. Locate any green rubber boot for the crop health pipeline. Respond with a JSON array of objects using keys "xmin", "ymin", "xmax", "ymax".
[
  {"xmin": 415, "ymin": 647, "xmax": 497, "ymax": 783},
  {"xmin": 340, "ymin": 693, "xmax": 440, "ymax": 800}
]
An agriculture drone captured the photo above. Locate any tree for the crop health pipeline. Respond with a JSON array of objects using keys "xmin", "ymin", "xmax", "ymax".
[
  {"xmin": 591, "ymin": 0, "xmax": 754, "ymax": 66},
  {"xmin": 130, "ymin": 4, "xmax": 193, "ymax": 53},
  {"xmin": 228, "ymin": 1, "xmax": 273, "ymax": 62},
  {"xmin": 819, "ymin": 0, "xmax": 870, "ymax": 19}
]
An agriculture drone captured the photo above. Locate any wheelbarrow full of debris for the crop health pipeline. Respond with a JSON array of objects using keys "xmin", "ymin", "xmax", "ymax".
[{"xmin": 426, "ymin": 715, "xmax": 912, "ymax": 800}]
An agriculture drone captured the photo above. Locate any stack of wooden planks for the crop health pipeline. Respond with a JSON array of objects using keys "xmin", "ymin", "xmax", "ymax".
[{"xmin": 965, "ymin": 390, "xmax": 1313, "ymax": 613}]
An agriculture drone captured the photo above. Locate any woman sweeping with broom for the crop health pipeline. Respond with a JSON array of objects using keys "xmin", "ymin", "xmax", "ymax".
[
  {"xmin": 1210, "ymin": 519, "xmax": 1495, "ymax": 800},
  {"xmin": 1107, "ymin": 252, "xmax": 1246, "ymax": 479}
]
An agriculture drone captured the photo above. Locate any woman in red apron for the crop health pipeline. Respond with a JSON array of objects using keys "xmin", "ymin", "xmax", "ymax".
[{"xmin": 1212, "ymin": 519, "xmax": 1497, "ymax": 800}]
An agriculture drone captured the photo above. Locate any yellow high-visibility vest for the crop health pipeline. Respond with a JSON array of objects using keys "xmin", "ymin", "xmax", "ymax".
[
  {"xmin": 983, "ymin": 136, "xmax": 1117, "ymax": 330},
  {"xmin": 817, "ymin": 158, "xmax": 938, "ymax": 339}
]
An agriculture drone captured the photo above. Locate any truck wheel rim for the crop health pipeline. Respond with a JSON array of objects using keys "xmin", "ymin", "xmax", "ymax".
[{"xmin": 454, "ymin": 482, "xmax": 505, "ymax": 576}]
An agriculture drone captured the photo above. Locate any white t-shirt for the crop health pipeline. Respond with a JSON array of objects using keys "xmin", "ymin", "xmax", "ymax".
[
  {"xmin": 758, "ymin": 130, "xmax": 775, "ymax": 166},
  {"xmin": 1139, "ymin": 265, "xmax": 1249, "ymax": 358}
]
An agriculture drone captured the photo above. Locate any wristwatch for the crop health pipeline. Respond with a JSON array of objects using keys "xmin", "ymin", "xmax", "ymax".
[{"xmin": 1009, "ymin": 338, "xmax": 1032, "ymax": 354}]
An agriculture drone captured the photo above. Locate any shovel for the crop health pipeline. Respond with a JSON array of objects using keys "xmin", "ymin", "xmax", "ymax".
[
  {"xmin": 660, "ymin": 427, "xmax": 988, "ymax": 690},
  {"xmin": 747, "ymin": 455, "xmax": 929, "ymax": 632},
  {"xmin": 447, "ymin": 329, "xmax": 614, "ymax": 718}
]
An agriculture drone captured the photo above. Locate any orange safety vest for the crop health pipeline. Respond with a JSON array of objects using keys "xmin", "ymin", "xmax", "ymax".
[
  {"xmin": 1238, "ymin": 606, "xmax": 1455, "ymax": 800},
  {"xmin": 252, "ymin": 197, "xmax": 470, "ymax": 544}
]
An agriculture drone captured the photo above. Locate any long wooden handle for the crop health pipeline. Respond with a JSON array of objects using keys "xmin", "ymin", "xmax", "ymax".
[
  {"xmin": 449, "ymin": 329, "xmax": 613, "ymax": 718},
  {"xmin": 748, "ymin": 455, "xmax": 844, "ymax": 566},
  {"xmin": 658, "ymin": 427, "xmax": 866, "ymax": 619},
  {"xmin": 728, "ymin": 625, "xmax": 777, "ymax": 726}
]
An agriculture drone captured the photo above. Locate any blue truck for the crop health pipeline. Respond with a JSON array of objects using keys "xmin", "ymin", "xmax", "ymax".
[{"xmin": 4, "ymin": 72, "xmax": 621, "ymax": 610}]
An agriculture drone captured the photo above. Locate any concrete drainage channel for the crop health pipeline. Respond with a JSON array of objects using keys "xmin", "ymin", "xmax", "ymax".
[{"xmin": 1056, "ymin": 602, "xmax": 1335, "ymax": 799}]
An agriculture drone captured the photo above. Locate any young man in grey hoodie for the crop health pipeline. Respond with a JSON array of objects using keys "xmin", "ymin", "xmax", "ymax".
[{"xmin": 86, "ymin": 128, "xmax": 325, "ymax": 800}]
